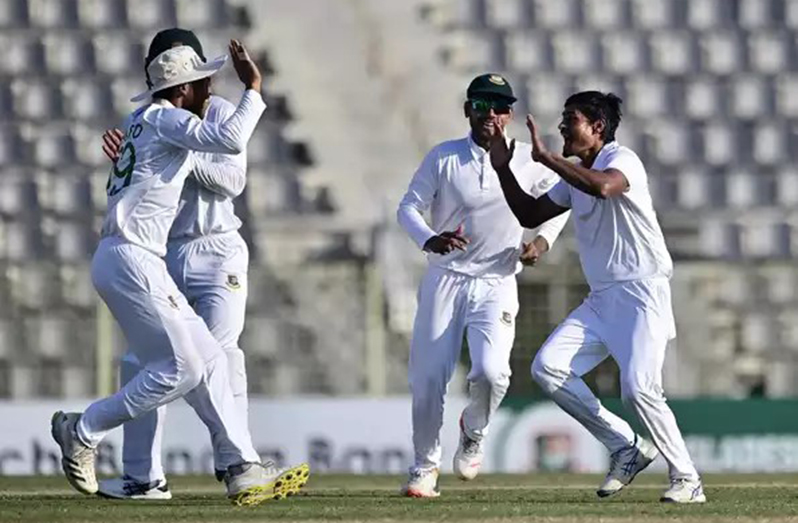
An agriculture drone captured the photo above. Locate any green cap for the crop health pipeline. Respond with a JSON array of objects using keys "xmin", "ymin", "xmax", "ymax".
[{"xmin": 466, "ymin": 73, "xmax": 516, "ymax": 103}]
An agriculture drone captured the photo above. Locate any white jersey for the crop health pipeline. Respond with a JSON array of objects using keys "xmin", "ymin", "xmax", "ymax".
[
  {"xmin": 169, "ymin": 96, "xmax": 246, "ymax": 240},
  {"xmin": 397, "ymin": 134, "xmax": 570, "ymax": 278},
  {"xmin": 547, "ymin": 141, "xmax": 673, "ymax": 291},
  {"xmin": 101, "ymin": 90, "xmax": 266, "ymax": 256}
]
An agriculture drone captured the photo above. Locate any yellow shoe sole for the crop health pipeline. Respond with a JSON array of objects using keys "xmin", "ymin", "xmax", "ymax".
[{"xmin": 230, "ymin": 464, "xmax": 311, "ymax": 506}]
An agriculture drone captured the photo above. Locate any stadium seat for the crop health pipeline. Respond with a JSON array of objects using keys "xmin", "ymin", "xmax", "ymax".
[
  {"xmin": 601, "ymin": 32, "xmax": 647, "ymax": 74},
  {"xmin": 484, "ymin": 0, "xmax": 528, "ymax": 29},
  {"xmin": 726, "ymin": 170, "xmax": 758, "ymax": 208},
  {"xmin": 11, "ymin": 80, "xmax": 61, "ymax": 121},
  {"xmin": 0, "ymin": 173, "xmax": 36, "ymax": 219},
  {"xmin": 730, "ymin": 76, "xmax": 767, "ymax": 119},
  {"xmin": 93, "ymin": 34, "xmax": 141, "ymax": 76},
  {"xmin": 43, "ymin": 33, "xmax": 93, "ymax": 76},
  {"xmin": 776, "ymin": 167, "xmax": 798, "ymax": 206},
  {"xmin": 28, "ymin": 0, "xmax": 79, "ymax": 29},
  {"xmin": 176, "ymin": 0, "xmax": 225, "ymax": 28},
  {"xmin": 59, "ymin": 264, "xmax": 95, "ymax": 310},
  {"xmin": 686, "ymin": 0, "xmax": 728, "ymax": 30},
  {"xmin": 775, "ymin": 74, "xmax": 798, "ymax": 117},
  {"xmin": 630, "ymin": 0, "xmax": 673, "ymax": 29},
  {"xmin": 684, "ymin": 78, "xmax": 721, "ymax": 120},
  {"xmin": 7, "ymin": 263, "xmax": 57, "ymax": 310},
  {"xmin": 0, "ymin": 0, "xmax": 29, "ymax": 29},
  {"xmin": 625, "ymin": 77, "xmax": 668, "ymax": 117},
  {"xmin": 532, "ymin": 0, "xmax": 576, "ymax": 29},
  {"xmin": 526, "ymin": 75, "xmax": 571, "ymax": 116},
  {"xmin": 77, "ymin": 0, "xmax": 126, "ymax": 28},
  {"xmin": 62, "ymin": 80, "xmax": 114, "ymax": 122},
  {"xmin": 0, "ymin": 128, "xmax": 27, "ymax": 166},
  {"xmin": 698, "ymin": 31, "xmax": 743, "ymax": 76},
  {"xmin": 126, "ymin": 0, "xmax": 177, "ymax": 29},
  {"xmin": 741, "ymin": 314, "xmax": 772, "ymax": 352},
  {"xmin": 49, "ymin": 220, "xmax": 92, "ymax": 261},
  {"xmin": 753, "ymin": 122, "xmax": 786, "ymax": 166},
  {"xmin": 31, "ymin": 129, "xmax": 76, "ymax": 169},
  {"xmin": 649, "ymin": 31, "xmax": 695, "ymax": 75},
  {"xmin": 738, "ymin": 0, "xmax": 773, "ymax": 29},
  {"xmin": 582, "ymin": 0, "xmax": 626, "ymax": 29},
  {"xmin": 701, "ymin": 121, "xmax": 737, "ymax": 166},
  {"xmin": 551, "ymin": 32, "xmax": 597, "ymax": 74},
  {"xmin": 786, "ymin": 0, "xmax": 798, "ymax": 29},
  {"xmin": 0, "ymin": 36, "xmax": 43, "ymax": 76},
  {"xmin": 747, "ymin": 32, "xmax": 789, "ymax": 75},
  {"xmin": 676, "ymin": 168, "xmax": 711, "ymax": 209},
  {"xmin": 504, "ymin": 31, "xmax": 551, "ymax": 72}
]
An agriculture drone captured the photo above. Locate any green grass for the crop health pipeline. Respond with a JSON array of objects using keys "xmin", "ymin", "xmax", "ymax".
[{"xmin": 2, "ymin": 473, "xmax": 798, "ymax": 523}]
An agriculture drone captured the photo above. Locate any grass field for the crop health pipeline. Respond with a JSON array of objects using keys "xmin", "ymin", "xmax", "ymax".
[{"xmin": 2, "ymin": 473, "xmax": 798, "ymax": 523}]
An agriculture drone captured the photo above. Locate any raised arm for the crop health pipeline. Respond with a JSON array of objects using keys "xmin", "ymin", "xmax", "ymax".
[
  {"xmin": 489, "ymin": 133, "xmax": 569, "ymax": 229},
  {"xmin": 526, "ymin": 115, "xmax": 627, "ymax": 199},
  {"xmin": 155, "ymin": 40, "xmax": 266, "ymax": 155}
]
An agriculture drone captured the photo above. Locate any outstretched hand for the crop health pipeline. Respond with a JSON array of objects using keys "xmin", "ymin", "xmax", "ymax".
[
  {"xmin": 229, "ymin": 39, "xmax": 262, "ymax": 93},
  {"xmin": 526, "ymin": 114, "xmax": 549, "ymax": 162},
  {"xmin": 488, "ymin": 126, "xmax": 515, "ymax": 171}
]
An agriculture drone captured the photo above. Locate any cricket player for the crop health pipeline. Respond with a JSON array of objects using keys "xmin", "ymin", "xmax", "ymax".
[
  {"xmin": 95, "ymin": 28, "xmax": 257, "ymax": 501},
  {"xmin": 397, "ymin": 74, "xmax": 569, "ymax": 497},
  {"xmin": 488, "ymin": 91, "xmax": 705, "ymax": 503},
  {"xmin": 50, "ymin": 40, "xmax": 308, "ymax": 506}
]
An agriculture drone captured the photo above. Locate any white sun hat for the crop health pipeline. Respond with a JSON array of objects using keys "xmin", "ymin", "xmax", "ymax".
[{"xmin": 130, "ymin": 45, "xmax": 228, "ymax": 103}]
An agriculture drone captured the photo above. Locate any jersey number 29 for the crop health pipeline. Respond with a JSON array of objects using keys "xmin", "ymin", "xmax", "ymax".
[{"xmin": 106, "ymin": 123, "xmax": 142, "ymax": 197}]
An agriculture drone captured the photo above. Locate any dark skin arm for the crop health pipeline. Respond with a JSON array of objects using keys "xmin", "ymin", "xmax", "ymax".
[
  {"xmin": 488, "ymin": 131, "xmax": 569, "ymax": 229},
  {"xmin": 527, "ymin": 115, "xmax": 628, "ymax": 199}
]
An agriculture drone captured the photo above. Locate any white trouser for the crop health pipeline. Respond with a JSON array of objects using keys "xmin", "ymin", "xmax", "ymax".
[
  {"xmin": 78, "ymin": 238, "xmax": 258, "ymax": 480},
  {"xmin": 531, "ymin": 278, "xmax": 699, "ymax": 481},
  {"xmin": 409, "ymin": 266, "xmax": 518, "ymax": 472},
  {"xmin": 119, "ymin": 231, "xmax": 250, "ymax": 482}
]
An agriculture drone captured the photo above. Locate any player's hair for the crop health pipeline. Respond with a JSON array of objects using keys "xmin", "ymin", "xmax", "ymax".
[{"xmin": 564, "ymin": 91, "xmax": 623, "ymax": 142}]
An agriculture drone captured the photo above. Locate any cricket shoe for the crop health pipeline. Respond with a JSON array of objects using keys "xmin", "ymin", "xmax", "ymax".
[
  {"xmin": 225, "ymin": 461, "xmax": 310, "ymax": 506},
  {"xmin": 660, "ymin": 478, "xmax": 706, "ymax": 503},
  {"xmin": 401, "ymin": 468, "xmax": 440, "ymax": 498},
  {"xmin": 453, "ymin": 416, "xmax": 484, "ymax": 481},
  {"xmin": 97, "ymin": 476, "xmax": 172, "ymax": 500},
  {"xmin": 597, "ymin": 435, "xmax": 659, "ymax": 498},
  {"xmin": 51, "ymin": 411, "xmax": 98, "ymax": 495}
]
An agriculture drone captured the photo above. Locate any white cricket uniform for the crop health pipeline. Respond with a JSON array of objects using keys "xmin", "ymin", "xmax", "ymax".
[
  {"xmin": 532, "ymin": 141, "xmax": 699, "ymax": 480},
  {"xmin": 117, "ymin": 96, "xmax": 253, "ymax": 482},
  {"xmin": 77, "ymin": 90, "xmax": 266, "ymax": 474},
  {"xmin": 397, "ymin": 134, "xmax": 570, "ymax": 472}
]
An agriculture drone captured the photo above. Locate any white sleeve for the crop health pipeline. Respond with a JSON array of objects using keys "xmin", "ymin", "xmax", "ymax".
[
  {"xmin": 397, "ymin": 148, "xmax": 440, "ymax": 249},
  {"xmin": 154, "ymin": 90, "xmax": 266, "ymax": 155},
  {"xmin": 546, "ymin": 179, "xmax": 572, "ymax": 208},
  {"xmin": 190, "ymin": 151, "xmax": 247, "ymax": 198},
  {"xmin": 606, "ymin": 148, "xmax": 647, "ymax": 190},
  {"xmin": 534, "ymin": 210, "xmax": 570, "ymax": 249},
  {"xmin": 190, "ymin": 99, "xmax": 248, "ymax": 198}
]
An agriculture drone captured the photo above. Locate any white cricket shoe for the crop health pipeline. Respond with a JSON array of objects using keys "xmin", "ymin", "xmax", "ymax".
[
  {"xmin": 660, "ymin": 478, "xmax": 706, "ymax": 503},
  {"xmin": 597, "ymin": 436, "xmax": 659, "ymax": 498},
  {"xmin": 97, "ymin": 476, "xmax": 172, "ymax": 500},
  {"xmin": 453, "ymin": 416, "xmax": 484, "ymax": 481},
  {"xmin": 401, "ymin": 468, "xmax": 440, "ymax": 498},
  {"xmin": 225, "ymin": 461, "xmax": 310, "ymax": 506},
  {"xmin": 50, "ymin": 411, "xmax": 98, "ymax": 495}
]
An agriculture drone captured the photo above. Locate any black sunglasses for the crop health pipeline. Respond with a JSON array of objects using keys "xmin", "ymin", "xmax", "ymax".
[{"xmin": 468, "ymin": 98, "xmax": 513, "ymax": 115}]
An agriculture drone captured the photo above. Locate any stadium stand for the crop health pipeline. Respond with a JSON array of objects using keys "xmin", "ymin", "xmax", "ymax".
[{"xmin": 3, "ymin": 0, "xmax": 798, "ymax": 399}]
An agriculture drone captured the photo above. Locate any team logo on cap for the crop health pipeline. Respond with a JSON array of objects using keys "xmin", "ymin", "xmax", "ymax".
[
  {"xmin": 226, "ymin": 274, "xmax": 241, "ymax": 290},
  {"xmin": 489, "ymin": 75, "xmax": 507, "ymax": 86}
]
